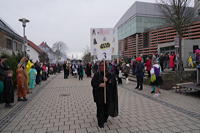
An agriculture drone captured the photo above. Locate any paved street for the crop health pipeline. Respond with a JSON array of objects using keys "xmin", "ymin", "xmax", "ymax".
[{"xmin": 1, "ymin": 73, "xmax": 200, "ymax": 133}]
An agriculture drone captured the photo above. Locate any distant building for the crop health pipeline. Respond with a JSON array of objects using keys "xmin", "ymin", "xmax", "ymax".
[
  {"xmin": 39, "ymin": 42, "xmax": 56, "ymax": 63},
  {"xmin": 0, "ymin": 18, "xmax": 24, "ymax": 55},
  {"xmin": 27, "ymin": 40, "xmax": 44, "ymax": 62}
]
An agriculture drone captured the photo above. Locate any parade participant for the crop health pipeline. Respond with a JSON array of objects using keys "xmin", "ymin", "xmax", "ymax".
[
  {"xmin": 150, "ymin": 60, "xmax": 162, "ymax": 96},
  {"xmin": 66, "ymin": 63, "xmax": 70, "ymax": 78},
  {"xmin": 91, "ymin": 61, "xmax": 118, "ymax": 128},
  {"xmin": 92, "ymin": 63, "xmax": 98, "ymax": 74},
  {"xmin": 86, "ymin": 63, "xmax": 92, "ymax": 77},
  {"xmin": 78, "ymin": 63, "xmax": 84, "ymax": 80},
  {"xmin": 17, "ymin": 57, "xmax": 28, "ymax": 101},
  {"xmin": 118, "ymin": 68, "xmax": 123, "ymax": 84},
  {"xmin": 29, "ymin": 65, "xmax": 37, "ymax": 90},
  {"xmin": 4, "ymin": 70, "xmax": 14, "ymax": 107},
  {"xmin": 63, "ymin": 61, "xmax": 67, "ymax": 79},
  {"xmin": 135, "ymin": 57, "xmax": 144, "ymax": 90}
]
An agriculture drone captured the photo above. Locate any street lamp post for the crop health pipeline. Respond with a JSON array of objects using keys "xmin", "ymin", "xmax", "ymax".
[{"xmin": 19, "ymin": 18, "xmax": 30, "ymax": 56}]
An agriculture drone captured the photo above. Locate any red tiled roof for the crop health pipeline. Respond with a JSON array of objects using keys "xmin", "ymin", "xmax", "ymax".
[
  {"xmin": 28, "ymin": 40, "xmax": 44, "ymax": 54},
  {"xmin": 39, "ymin": 41, "xmax": 54, "ymax": 52}
]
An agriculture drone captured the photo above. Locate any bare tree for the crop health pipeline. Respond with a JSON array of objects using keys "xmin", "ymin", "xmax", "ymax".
[
  {"xmin": 52, "ymin": 41, "xmax": 68, "ymax": 61},
  {"xmin": 39, "ymin": 52, "xmax": 49, "ymax": 63},
  {"xmin": 157, "ymin": 0, "xmax": 196, "ymax": 81},
  {"xmin": 82, "ymin": 45, "xmax": 92, "ymax": 63}
]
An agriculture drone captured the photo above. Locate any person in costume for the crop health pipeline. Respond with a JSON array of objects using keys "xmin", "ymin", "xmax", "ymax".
[
  {"xmin": 187, "ymin": 56, "xmax": 194, "ymax": 68},
  {"xmin": 4, "ymin": 70, "xmax": 14, "ymax": 107},
  {"xmin": 26, "ymin": 60, "xmax": 34, "ymax": 93},
  {"xmin": 29, "ymin": 65, "xmax": 37, "ymax": 90},
  {"xmin": 91, "ymin": 61, "xmax": 118, "ymax": 128},
  {"xmin": 17, "ymin": 57, "xmax": 28, "ymax": 101},
  {"xmin": 78, "ymin": 63, "xmax": 84, "ymax": 80}
]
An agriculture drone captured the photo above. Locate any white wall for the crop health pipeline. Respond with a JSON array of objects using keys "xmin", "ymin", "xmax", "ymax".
[
  {"xmin": 182, "ymin": 39, "xmax": 200, "ymax": 66},
  {"xmin": 26, "ymin": 45, "xmax": 39, "ymax": 63},
  {"xmin": 158, "ymin": 39, "xmax": 200, "ymax": 67}
]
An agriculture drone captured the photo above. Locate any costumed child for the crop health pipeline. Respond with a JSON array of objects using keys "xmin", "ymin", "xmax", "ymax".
[{"xmin": 29, "ymin": 65, "xmax": 37, "ymax": 90}]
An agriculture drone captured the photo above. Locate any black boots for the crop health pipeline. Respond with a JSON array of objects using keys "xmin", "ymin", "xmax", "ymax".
[{"xmin": 18, "ymin": 97, "xmax": 27, "ymax": 101}]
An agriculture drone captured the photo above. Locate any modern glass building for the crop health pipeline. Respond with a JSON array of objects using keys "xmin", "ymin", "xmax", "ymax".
[
  {"xmin": 115, "ymin": 1, "xmax": 200, "ymax": 66},
  {"xmin": 115, "ymin": 1, "xmax": 167, "ymax": 57}
]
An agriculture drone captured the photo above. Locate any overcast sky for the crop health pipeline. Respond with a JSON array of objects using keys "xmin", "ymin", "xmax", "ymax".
[{"xmin": 0, "ymin": 0, "xmax": 155, "ymax": 59}]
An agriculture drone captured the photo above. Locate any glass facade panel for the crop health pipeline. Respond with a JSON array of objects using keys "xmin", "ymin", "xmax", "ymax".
[{"xmin": 118, "ymin": 16, "xmax": 166, "ymax": 40}]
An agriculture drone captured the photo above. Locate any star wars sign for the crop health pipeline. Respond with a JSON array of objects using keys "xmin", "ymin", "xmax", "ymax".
[{"xmin": 97, "ymin": 42, "xmax": 112, "ymax": 60}]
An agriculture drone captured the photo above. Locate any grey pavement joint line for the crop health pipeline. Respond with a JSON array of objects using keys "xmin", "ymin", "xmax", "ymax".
[
  {"xmin": 0, "ymin": 76, "xmax": 57, "ymax": 132},
  {"xmin": 122, "ymin": 85, "xmax": 200, "ymax": 120}
]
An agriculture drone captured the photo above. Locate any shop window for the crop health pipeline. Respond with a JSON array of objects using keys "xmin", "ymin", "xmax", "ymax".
[{"xmin": 6, "ymin": 39, "xmax": 12, "ymax": 49}]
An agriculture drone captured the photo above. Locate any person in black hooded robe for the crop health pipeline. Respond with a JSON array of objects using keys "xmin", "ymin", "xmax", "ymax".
[
  {"xmin": 4, "ymin": 70, "xmax": 14, "ymax": 107},
  {"xmin": 91, "ymin": 61, "xmax": 118, "ymax": 128}
]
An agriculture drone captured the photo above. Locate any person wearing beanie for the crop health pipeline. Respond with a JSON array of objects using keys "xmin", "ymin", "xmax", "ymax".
[{"xmin": 135, "ymin": 57, "xmax": 144, "ymax": 90}]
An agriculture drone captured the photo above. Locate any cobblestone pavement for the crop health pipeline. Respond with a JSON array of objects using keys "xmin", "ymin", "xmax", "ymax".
[{"xmin": 1, "ymin": 73, "xmax": 200, "ymax": 133}]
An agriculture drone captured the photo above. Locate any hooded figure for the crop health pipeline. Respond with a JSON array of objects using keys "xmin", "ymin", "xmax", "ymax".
[{"xmin": 91, "ymin": 61, "xmax": 118, "ymax": 128}]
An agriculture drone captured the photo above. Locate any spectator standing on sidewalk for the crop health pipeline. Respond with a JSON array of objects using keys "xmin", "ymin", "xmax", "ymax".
[
  {"xmin": 145, "ymin": 57, "xmax": 152, "ymax": 78},
  {"xmin": 35, "ymin": 62, "xmax": 42, "ymax": 85},
  {"xmin": 29, "ymin": 65, "xmax": 37, "ymax": 90},
  {"xmin": 135, "ymin": 57, "xmax": 144, "ymax": 90},
  {"xmin": 124, "ymin": 64, "xmax": 130, "ymax": 84},
  {"xmin": 131, "ymin": 58, "xmax": 137, "ymax": 75},
  {"xmin": 187, "ymin": 56, "xmax": 194, "ymax": 68},
  {"xmin": 169, "ymin": 52, "xmax": 176, "ymax": 71},
  {"xmin": 159, "ymin": 53, "xmax": 165, "ymax": 72},
  {"xmin": 17, "ymin": 57, "xmax": 28, "ymax": 101},
  {"xmin": 0, "ymin": 56, "xmax": 8, "ymax": 104},
  {"xmin": 91, "ymin": 61, "xmax": 118, "ymax": 128}
]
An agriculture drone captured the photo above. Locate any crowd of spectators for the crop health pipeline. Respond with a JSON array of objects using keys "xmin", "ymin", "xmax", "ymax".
[{"xmin": 0, "ymin": 56, "xmax": 62, "ymax": 108}]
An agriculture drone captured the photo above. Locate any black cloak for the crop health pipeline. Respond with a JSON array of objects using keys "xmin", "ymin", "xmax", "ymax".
[
  {"xmin": 3, "ymin": 77, "xmax": 14, "ymax": 104},
  {"xmin": 91, "ymin": 72, "xmax": 118, "ymax": 117}
]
